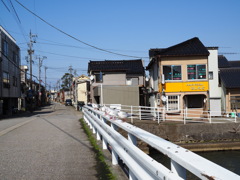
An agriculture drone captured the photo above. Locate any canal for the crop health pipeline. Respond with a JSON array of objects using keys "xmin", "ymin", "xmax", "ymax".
[{"xmin": 150, "ymin": 150, "xmax": 240, "ymax": 179}]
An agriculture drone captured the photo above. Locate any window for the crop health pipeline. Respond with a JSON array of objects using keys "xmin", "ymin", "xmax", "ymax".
[
  {"xmin": 209, "ymin": 71, "xmax": 213, "ymax": 80},
  {"xmin": 187, "ymin": 64, "xmax": 206, "ymax": 80},
  {"xmin": 13, "ymin": 52, "xmax": 18, "ymax": 63},
  {"xmin": 166, "ymin": 95, "xmax": 180, "ymax": 111},
  {"xmin": 95, "ymin": 72, "xmax": 103, "ymax": 83},
  {"xmin": 13, "ymin": 76, "xmax": 17, "ymax": 87},
  {"xmin": 2, "ymin": 40, "xmax": 8, "ymax": 57},
  {"xmin": 163, "ymin": 65, "xmax": 182, "ymax": 80},
  {"xmin": 3, "ymin": 72, "xmax": 10, "ymax": 88},
  {"xmin": 231, "ymin": 96, "xmax": 240, "ymax": 109}
]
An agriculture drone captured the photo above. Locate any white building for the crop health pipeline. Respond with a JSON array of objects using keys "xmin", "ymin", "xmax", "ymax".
[{"xmin": 207, "ymin": 47, "xmax": 222, "ymax": 116}]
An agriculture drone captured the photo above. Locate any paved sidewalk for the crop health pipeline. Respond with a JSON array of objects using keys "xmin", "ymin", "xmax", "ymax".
[{"xmin": 0, "ymin": 103, "xmax": 98, "ymax": 180}]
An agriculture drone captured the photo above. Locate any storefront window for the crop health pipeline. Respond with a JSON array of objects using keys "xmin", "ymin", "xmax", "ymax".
[
  {"xmin": 187, "ymin": 64, "xmax": 206, "ymax": 80},
  {"xmin": 163, "ymin": 65, "xmax": 181, "ymax": 80}
]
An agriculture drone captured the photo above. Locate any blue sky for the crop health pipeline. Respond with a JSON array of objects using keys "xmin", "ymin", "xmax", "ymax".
[{"xmin": 1, "ymin": 0, "xmax": 240, "ymax": 89}]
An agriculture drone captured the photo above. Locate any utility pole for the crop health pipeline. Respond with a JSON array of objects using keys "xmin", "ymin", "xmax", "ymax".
[
  {"xmin": 27, "ymin": 31, "xmax": 37, "ymax": 89},
  {"xmin": 68, "ymin": 66, "xmax": 73, "ymax": 99},
  {"xmin": 37, "ymin": 56, "xmax": 47, "ymax": 106},
  {"xmin": 44, "ymin": 66, "xmax": 48, "ymax": 91},
  {"xmin": 27, "ymin": 31, "xmax": 37, "ymax": 113}
]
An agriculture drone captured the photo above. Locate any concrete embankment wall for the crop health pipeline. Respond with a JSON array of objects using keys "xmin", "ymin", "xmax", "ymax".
[{"xmin": 131, "ymin": 121, "xmax": 240, "ymax": 152}]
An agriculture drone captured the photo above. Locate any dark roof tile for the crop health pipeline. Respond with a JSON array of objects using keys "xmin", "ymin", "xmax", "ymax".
[
  {"xmin": 219, "ymin": 68, "xmax": 240, "ymax": 88},
  {"xmin": 218, "ymin": 55, "xmax": 230, "ymax": 68},
  {"xmin": 229, "ymin": 60, "xmax": 240, "ymax": 68},
  {"xmin": 88, "ymin": 59, "xmax": 144, "ymax": 75},
  {"xmin": 149, "ymin": 37, "xmax": 209, "ymax": 58}
]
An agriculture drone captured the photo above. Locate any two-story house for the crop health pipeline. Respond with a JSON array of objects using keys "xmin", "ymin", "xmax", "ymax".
[
  {"xmin": 88, "ymin": 59, "xmax": 145, "ymax": 106},
  {"xmin": 0, "ymin": 26, "xmax": 21, "ymax": 116},
  {"xmin": 147, "ymin": 37, "xmax": 210, "ymax": 118}
]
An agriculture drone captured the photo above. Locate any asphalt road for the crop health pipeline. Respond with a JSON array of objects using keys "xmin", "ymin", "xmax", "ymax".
[{"xmin": 0, "ymin": 103, "xmax": 98, "ymax": 180}]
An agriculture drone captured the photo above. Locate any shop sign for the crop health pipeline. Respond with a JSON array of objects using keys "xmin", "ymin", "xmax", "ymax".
[{"xmin": 161, "ymin": 81, "xmax": 209, "ymax": 92}]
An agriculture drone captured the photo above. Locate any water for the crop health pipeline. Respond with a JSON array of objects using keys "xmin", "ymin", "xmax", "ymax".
[
  {"xmin": 150, "ymin": 150, "xmax": 240, "ymax": 179},
  {"xmin": 198, "ymin": 151, "xmax": 240, "ymax": 175}
]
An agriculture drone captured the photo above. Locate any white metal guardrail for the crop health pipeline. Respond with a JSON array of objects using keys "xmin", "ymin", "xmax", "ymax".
[
  {"xmin": 83, "ymin": 106, "xmax": 240, "ymax": 180},
  {"xmin": 104, "ymin": 104, "xmax": 240, "ymax": 124}
]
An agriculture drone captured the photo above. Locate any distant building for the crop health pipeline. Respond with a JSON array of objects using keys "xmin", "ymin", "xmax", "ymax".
[
  {"xmin": 218, "ymin": 55, "xmax": 240, "ymax": 114},
  {"xmin": 20, "ymin": 65, "xmax": 28, "ymax": 111},
  {"xmin": 88, "ymin": 59, "xmax": 145, "ymax": 106},
  {"xmin": 72, "ymin": 75, "xmax": 90, "ymax": 105},
  {"xmin": 0, "ymin": 26, "xmax": 21, "ymax": 116}
]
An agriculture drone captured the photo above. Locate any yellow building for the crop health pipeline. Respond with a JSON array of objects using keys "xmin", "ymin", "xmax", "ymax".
[{"xmin": 147, "ymin": 37, "xmax": 210, "ymax": 118}]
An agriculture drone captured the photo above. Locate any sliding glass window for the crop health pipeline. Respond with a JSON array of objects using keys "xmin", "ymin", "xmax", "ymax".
[
  {"xmin": 163, "ymin": 65, "xmax": 181, "ymax": 80},
  {"xmin": 187, "ymin": 64, "xmax": 206, "ymax": 80}
]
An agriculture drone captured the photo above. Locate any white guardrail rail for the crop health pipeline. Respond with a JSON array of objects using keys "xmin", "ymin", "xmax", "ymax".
[{"xmin": 83, "ymin": 106, "xmax": 240, "ymax": 180}]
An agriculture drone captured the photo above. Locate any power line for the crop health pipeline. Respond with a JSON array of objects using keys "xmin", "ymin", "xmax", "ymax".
[
  {"xmin": 1, "ymin": 0, "xmax": 10, "ymax": 11},
  {"xmin": 36, "ymin": 41, "xmax": 147, "ymax": 54},
  {"xmin": 15, "ymin": 0, "xmax": 147, "ymax": 59},
  {"xmin": 36, "ymin": 49, "xmax": 106, "ymax": 61},
  {"xmin": 9, "ymin": 0, "xmax": 21, "ymax": 23}
]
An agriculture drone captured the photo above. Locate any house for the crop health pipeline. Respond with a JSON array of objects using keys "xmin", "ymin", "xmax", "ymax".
[
  {"xmin": 146, "ymin": 37, "xmax": 210, "ymax": 118},
  {"xmin": 72, "ymin": 75, "xmax": 90, "ymax": 105},
  {"xmin": 88, "ymin": 59, "xmax": 145, "ymax": 106},
  {"xmin": 0, "ymin": 26, "xmax": 21, "ymax": 116},
  {"xmin": 218, "ymin": 55, "xmax": 240, "ymax": 114}
]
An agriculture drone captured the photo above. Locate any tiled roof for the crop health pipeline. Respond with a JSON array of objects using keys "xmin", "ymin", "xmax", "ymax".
[
  {"xmin": 229, "ymin": 61, "xmax": 240, "ymax": 68},
  {"xmin": 218, "ymin": 55, "xmax": 230, "ymax": 68},
  {"xmin": 88, "ymin": 59, "xmax": 144, "ymax": 75},
  {"xmin": 149, "ymin": 37, "xmax": 209, "ymax": 57},
  {"xmin": 219, "ymin": 68, "xmax": 240, "ymax": 88}
]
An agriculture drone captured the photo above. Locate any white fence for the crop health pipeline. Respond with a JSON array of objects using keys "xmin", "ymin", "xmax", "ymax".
[
  {"xmin": 104, "ymin": 104, "xmax": 240, "ymax": 124},
  {"xmin": 83, "ymin": 106, "xmax": 240, "ymax": 180}
]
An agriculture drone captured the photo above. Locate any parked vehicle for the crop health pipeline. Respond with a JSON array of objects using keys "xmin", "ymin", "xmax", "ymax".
[{"xmin": 65, "ymin": 99, "xmax": 72, "ymax": 106}]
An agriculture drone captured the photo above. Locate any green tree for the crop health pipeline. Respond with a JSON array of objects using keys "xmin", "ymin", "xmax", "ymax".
[{"xmin": 61, "ymin": 73, "xmax": 73, "ymax": 90}]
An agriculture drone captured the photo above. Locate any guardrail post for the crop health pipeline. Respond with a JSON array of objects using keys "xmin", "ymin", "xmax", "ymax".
[
  {"xmin": 112, "ymin": 149, "xmax": 118, "ymax": 165},
  {"xmin": 128, "ymin": 133, "xmax": 137, "ymax": 146},
  {"xmin": 92, "ymin": 126, "xmax": 96, "ymax": 134},
  {"xmin": 157, "ymin": 107, "xmax": 160, "ymax": 124},
  {"xmin": 102, "ymin": 138, "xmax": 107, "ymax": 150},
  {"xmin": 96, "ymin": 130, "xmax": 101, "ymax": 140},
  {"xmin": 89, "ymin": 122, "xmax": 93, "ymax": 129},
  {"xmin": 129, "ymin": 170, "xmax": 137, "ymax": 180},
  {"xmin": 171, "ymin": 159, "xmax": 186, "ymax": 179}
]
